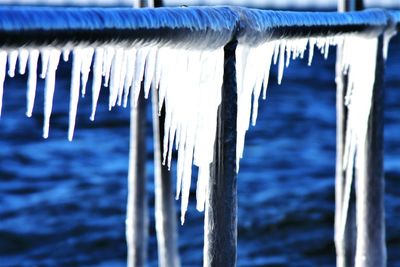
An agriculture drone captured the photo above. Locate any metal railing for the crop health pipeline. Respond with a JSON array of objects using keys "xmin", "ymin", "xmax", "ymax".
[{"xmin": 0, "ymin": 6, "xmax": 399, "ymax": 267}]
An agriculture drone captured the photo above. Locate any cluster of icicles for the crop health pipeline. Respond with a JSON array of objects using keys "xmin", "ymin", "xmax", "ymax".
[{"xmin": 0, "ymin": 34, "xmax": 378, "ymax": 224}]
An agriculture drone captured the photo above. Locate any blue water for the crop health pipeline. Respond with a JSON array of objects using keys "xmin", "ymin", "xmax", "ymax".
[{"xmin": 1, "ymin": 36, "xmax": 399, "ymax": 267}]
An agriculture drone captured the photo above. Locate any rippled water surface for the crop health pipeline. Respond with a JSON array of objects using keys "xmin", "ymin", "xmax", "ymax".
[{"xmin": 1, "ymin": 36, "xmax": 400, "ymax": 267}]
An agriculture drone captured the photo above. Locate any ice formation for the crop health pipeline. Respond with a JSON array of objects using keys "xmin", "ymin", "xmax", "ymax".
[
  {"xmin": 0, "ymin": 33, "xmax": 380, "ymax": 224},
  {"xmin": 337, "ymin": 35, "xmax": 379, "ymax": 241},
  {"xmin": 235, "ymin": 36, "xmax": 344, "ymax": 171}
]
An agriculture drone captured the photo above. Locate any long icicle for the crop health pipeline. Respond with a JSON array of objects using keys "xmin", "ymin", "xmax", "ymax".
[
  {"xmin": 68, "ymin": 48, "xmax": 83, "ymax": 141},
  {"xmin": 43, "ymin": 49, "xmax": 61, "ymax": 139},
  {"xmin": 0, "ymin": 50, "xmax": 7, "ymax": 116},
  {"xmin": 26, "ymin": 49, "xmax": 39, "ymax": 118}
]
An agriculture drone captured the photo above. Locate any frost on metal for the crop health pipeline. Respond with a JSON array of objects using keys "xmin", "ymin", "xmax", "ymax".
[
  {"xmin": 0, "ymin": 45, "xmax": 224, "ymax": 224},
  {"xmin": 336, "ymin": 35, "xmax": 379, "ymax": 252},
  {"xmin": 235, "ymin": 35, "xmax": 345, "ymax": 171},
  {"xmin": 0, "ymin": 33, "xmax": 378, "ymax": 224},
  {"xmin": 0, "ymin": 6, "xmax": 392, "ymax": 225}
]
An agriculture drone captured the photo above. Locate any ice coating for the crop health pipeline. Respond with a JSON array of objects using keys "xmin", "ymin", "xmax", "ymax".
[
  {"xmin": 40, "ymin": 49, "xmax": 51, "ymax": 79},
  {"xmin": 235, "ymin": 36, "xmax": 344, "ymax": 170},
  {"xmin": 153, "ymin": 48, "xmax": 224, "ymax": 223},
  {"xmin": 90, "ymin": 47, "xmax": 104, "ymax": 121},
  {"xmin": 26, "ymin": 49, "xmax": 39, "ymax": 117},
  {"xmin": 338, "ymin": 35, "xmax": 378, "ymax": 242},
  {"xmin": 68, "ymin": 48, "xmax": 83, "ymax": 141},
  {"xmin": 0, "ymin": 45, "xmax": 222, "ymax": 222},
  {"xmin": 18, "ymin": 49, "xmax": 29, "ymax": 75},
  {"xmin": 0, "ymin": 50, "xmax": 7, "ymax": 116},
  {"xmin": 43, "ymin": 49, "xmax": 61, "ymax": 139},
  {"xmin": 7, "ymin": 50, "xmax": 18, "ymax": 78},
  {"xmin": 0, "ymin": 34, "xmax": 383, "ymax": 224},
  {"xmin": 80, "ymin": 47, "xmax": 94, "ymax": 97}
]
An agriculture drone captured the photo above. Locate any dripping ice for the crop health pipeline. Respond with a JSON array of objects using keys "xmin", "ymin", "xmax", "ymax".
[
  {"xmin": 235, "ymin": 35, "xmax": 344, "ymax": 171},
  {"xmin": 337, "ymin": 35, "xmax": 379, "ymax": 242},
  {"xmin": 0, "ymin": 34, "xmax": 377, "ymax": 225}
]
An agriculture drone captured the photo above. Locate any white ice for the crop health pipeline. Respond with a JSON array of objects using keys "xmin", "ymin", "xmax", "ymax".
[
  {"xmin": 90, "ymin": 47, "xmax": 104, "ymax": 121},
  {"xmin": 0, "ymin": 32, "xmax": 379, "ymax": 227},
  {"xmin": 80, "ymin": 47, "xmax": 94, "ymax": 97},
  {"xmin": 0, "ymin": 50, "xmax": 7, "ymax": 116},
  {"xmin": 18, "ymin": 49, "xmax": 29, "ymax": 75},
  {"xmin": 235, "ymin": 36, "xmax": 342, "ymax": 171},
  {"xmin": 43, "ymin": 49, "xmax": 61, "ymax": 139},
  {"xmin": 7, "ymin": 50, "xmax": 18, "ymax": 78},
  {"xmin": 26, "ymin": 49, "xmax": 39, "ymax": 117},
  {"xmin": 338, "ymin": 35, "xmax": 378, "ymax": 245},
  {"xmin": 68, "ymin": 48, "xmax": 83, "ymax": 141}
]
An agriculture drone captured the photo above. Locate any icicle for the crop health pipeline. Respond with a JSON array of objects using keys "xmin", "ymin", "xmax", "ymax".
[
  {"xmin": 262, "ymin": 42, "xmax": 275, "ymax": 100},
  {"xmin": 308, "ymin": 37, "xmax": 316, "ymax": 66},
  {"xmin": 193, "ymin": 49, "xmax": 223, "ymax": 213},
  {"xmin": 252, "ymin": 43, "xmax": 274, "ymax": 126},
  {"xmin": 40, "ymin": 49, "xmax": 51, "ymax": 79},
  {"xmin": 18, "ymin": 49, "xmax": 29, "ymax": 75},
  {"xmin": 196, "ymin": 167, "xmax": 209, "ymax": 212},
  {"xmin": 80, "ymin": 47, "xmax": 94, "ymax": 97},
  {"xmin": 7, "ymin": 50, "xmax": 18, "ymax": 77},
  {"xmin": 338, "ymin": 35, "xmax": 378, "ymax": 242},
  {"xmin": 90, "ymin": 47, "xmax": 104, "ymax": 121},
  {"xmin": 149, "ymin": 47, "xmax": 224, "ymax": 222},
  {"xmin": 123, "ymin": 48, "xmax": 137, "ymax": 108},
  {"xmin": 109, "ymin": 47, "xmax": 124, "ymax": 109},
  {"xmin": 26, "ymin": 49, "xmax": 39, "ymax": 117},
  {"xmin": 273, "ymin": 41, "xmax": 280, "ymax": 64},
  {"xmin": 0, "ymin": 50, "xmax": 7, "ymax": 116},
  {"xmin": 324, "ymin": 38, "xmax": 330, "ymax": 59},
  {"xmin": 68, "ymin": 48, "xmax": 83, "ymax": 141},
  {"xmin": 117, "ymin": 50, "xmax": 128, "ymax": 107},
  {"xmin": 157, "ymin": 48, "xmax": 169, "ymax": 114},
  {"xmin": 63, "ymin": 49, "xmax": 70, "ymax": 62},
  {"xmin": 132, "ymin": 48, "xmax": 149, "ymax": 106},
  {"xmin": 383, "ymin": 26, "xmax": 397, "ymax": 61},
  {"xmin": 42, "ymin": 49, "xmax": 61, "ymax": 139},
  {"xmin": 153, "ymin": 48, "xmax": 163, "ymax": 98},
  {"xmin": 234, "ymin": 37, "xmax": 327, "ymax": 174},
  {"xmin": 103, "ymin": 46, "xmax": 115, "ymax": 87},
  {"xmin": 285, "ymin": 42, "xmax": 291, "ymax": 68},
  {"xmin": 277, "ymin": 40, "xmax": 286, "ymax": 84},
  {"xmin": 143, "ymin": 48, "xmax": 157, "ymax": 99}
]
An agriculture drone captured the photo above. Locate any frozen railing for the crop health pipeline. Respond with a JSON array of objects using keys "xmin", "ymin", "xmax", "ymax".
[{"xmin": 0, "ymin": 6, "xmax": 399, "ymax": 267}]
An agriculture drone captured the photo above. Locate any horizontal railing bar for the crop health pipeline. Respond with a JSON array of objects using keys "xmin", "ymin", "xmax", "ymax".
[
  {"xmin": 237, "ymin": 9, "xmax": 390, "ymax": 44},
  {"xmin": 0, "ymin": 6, "xmax": 398, "ymax": 48},
  {"xmin": 0, "ymin": 6, "xmax": 238, "ymax": 49}
]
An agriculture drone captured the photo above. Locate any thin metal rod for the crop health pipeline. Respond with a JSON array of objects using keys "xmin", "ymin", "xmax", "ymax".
[
  {"xmin": 152, "ymin": 87, "xmax": 180, "ymax": 267},
  {"xmin": 204, "ymin": 40, "xmax": 238, "ymax": 267},
  {"xmin": 354, "ymin": 35, "xmax": 386, "ymax": 267},
  {"xmin": 126, "ymin": 90, "xmax": 148, "ymax": 267}
]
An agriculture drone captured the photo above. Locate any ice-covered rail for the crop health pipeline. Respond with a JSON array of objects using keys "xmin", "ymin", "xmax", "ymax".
[
  {"xmin": 0, "ymin": 7, "xmax": 397, "ymax": 48},
  {"xmin": 0, "ymin": 5, "xmax": 399, "ymax": 267}
]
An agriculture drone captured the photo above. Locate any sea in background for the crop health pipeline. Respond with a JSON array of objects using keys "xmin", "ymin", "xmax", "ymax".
[{"xmin": 0, "ymin": 32, "xmax": 399, "ymax": 267}]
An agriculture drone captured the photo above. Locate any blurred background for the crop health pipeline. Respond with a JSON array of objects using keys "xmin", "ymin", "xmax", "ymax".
[{"xmin": 0, "ymin": 1, "xmax": 399, "ymax": 267}]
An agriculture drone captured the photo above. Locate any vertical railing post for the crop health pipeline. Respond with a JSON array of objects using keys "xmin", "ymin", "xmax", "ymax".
[
  {"xmin": 335, "ymin": 1, "xmax": 363, "ymax": 266},
  {"xmin": 152, "ymin": 87, "xmax": 180, "ymax": 267},
  {"xmin": 335, "ymin": 37, "xmax": 356, "ymax": 267},
  {"xmin": 149, "ymin": 0, "xmax": 179, "ymax": 265},
  {"xmin": 354, "ymin": 36, "xmax": 386, "ymax": 267},
  {"xmin": 126, "ymin": 90, "xmax": 148, "ymax": 267},
  {"xmin": 204, "ymin": 40, "xmax": 238, "ymax": 267}
]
